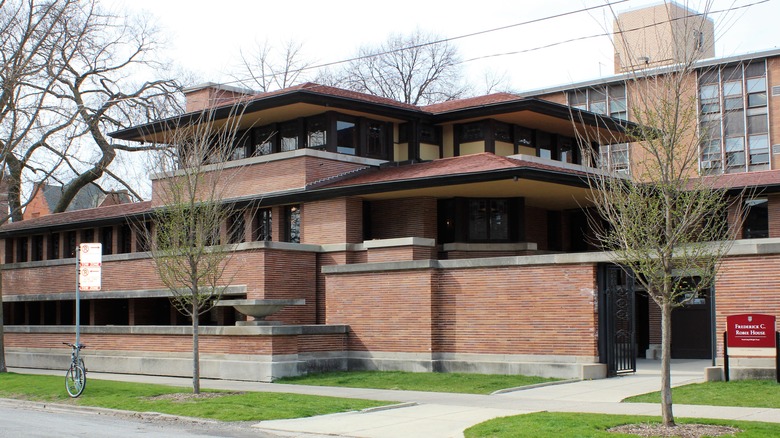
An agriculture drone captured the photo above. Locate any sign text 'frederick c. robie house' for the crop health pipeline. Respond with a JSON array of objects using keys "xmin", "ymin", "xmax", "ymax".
[{"xmin": 727, "ymin": 314, "xmax": 777, "ymax": 356}]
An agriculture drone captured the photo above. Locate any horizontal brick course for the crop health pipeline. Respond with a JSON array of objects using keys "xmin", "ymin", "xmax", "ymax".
[{"xmin": 5, "ymin": 332, "xmax": 291, "ymax": 355}]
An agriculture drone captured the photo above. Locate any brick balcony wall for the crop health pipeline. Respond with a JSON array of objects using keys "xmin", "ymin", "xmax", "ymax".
[
  {"xmin": 2, "ymin": 246, "xmax": 318, "ymax": 325},
  {"xmin": 324, "ymin": 262, "xmax": 599, "ymax": 357},
  {"xmin": 434, "ymin": 263, "xmax": 599, "ymax": 356},
  {"xmin": 5, "ymin": 332, "xmax": 292, "ymax": 355},
  {"xmin": 325, "ymin": 269, "xmax": 435, "ymax": 353},
  {"xmin": 6, "ymin": 331, "xmax": 346, "ymax": 356},
  {"xmin": 151, "ymin": 154, "xmax": 369, "ymax": 207}
]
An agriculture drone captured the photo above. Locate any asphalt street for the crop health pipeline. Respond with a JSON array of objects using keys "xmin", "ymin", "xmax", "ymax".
[{"xmin": 0, "ymin": 401, "xmax": 281, "ymax": 438}]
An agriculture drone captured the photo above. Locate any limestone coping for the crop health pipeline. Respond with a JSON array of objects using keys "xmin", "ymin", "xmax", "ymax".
[{"xmin": 6, "ymin": 324, "xmax": 349, "ymax": 336}]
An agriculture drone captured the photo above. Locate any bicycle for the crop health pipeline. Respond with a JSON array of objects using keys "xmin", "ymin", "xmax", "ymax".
[{"xmin": 63, "ymin": 342, "xmax": 86, "ymax": 397}]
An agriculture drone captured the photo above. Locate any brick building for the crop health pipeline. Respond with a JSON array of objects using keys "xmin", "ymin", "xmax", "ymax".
[{"xmin": 3, "ymin": 4, "xmax": 780, "ymax": 381}]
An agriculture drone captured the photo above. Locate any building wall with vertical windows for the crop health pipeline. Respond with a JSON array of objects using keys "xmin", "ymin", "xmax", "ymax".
[{"xmin": 698, "ymin": 60, "xmax": 770, "ymax": 174}]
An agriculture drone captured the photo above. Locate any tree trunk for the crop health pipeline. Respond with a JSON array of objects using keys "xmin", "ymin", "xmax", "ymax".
[
  {"xmin": 192, "ymin": 299, "xmax": 200, "ymax": 394},
  {"xmin": 660, "ymin": 299, "xmax": 675, "ymax": 426}
]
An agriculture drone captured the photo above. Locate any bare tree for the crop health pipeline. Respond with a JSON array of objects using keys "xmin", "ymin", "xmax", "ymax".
[
  {"xmin": 577, "ymin": 1, "xmax": 741, "ymax": 428},
  {"xmin": 0, "ymin": 0, "xmax": 74, "ymax": 224},
  {"xmin": 0, "ymin": 0, "xmax": 81, "ymax": 374},
  {"xmin": 143, "ymin": 108, "xmax": 247, "ymax": 394},
  {"xmin": 478, "ymin": 67, "xmax": 514, "ymax": 95},
  {"xmin": 47, "ymin": 1, "xmax": 180, "ymax": 211},
  {"xmin": 233, "ymin": 39, "xmax": 314, "ymax": 93},
  {"xmin": 333, "ymin": 29, "xmax": 468, "ymax": 105},
  {"xmin": 0, "ymin": 0, "xmax": 180, "ymax": 373}
]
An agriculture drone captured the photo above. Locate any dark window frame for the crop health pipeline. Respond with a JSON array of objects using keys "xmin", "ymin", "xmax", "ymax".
[
  {"xmin": 335, "ymin": 116, "xmax": 358, "ymax": 155},
  {"xmin": 459, "ymin": 121, "xmax": 486, "ymax": 143},
  {"xmin": 31, "ymin": 235, "xmax": 43, "ymax": 261},
  {"xmin": 227, "ymin": 211, "xmax": 246, "ymax": 244},
  {"xmin": 65, "ymin": 231, "xmax": 77, "ymax": 258},
  {"xmin": 743, "ymin": 198, "xmax": 769, "ymax": 239},
  {"xmin": 363, "ymin": 119, "xmax": 391, "ymax": 160},
  {"xmin": 100, "ymin": 226, "xmax": 113, "ymax": 255},
  {"xmin": 136, "ymin": 222, "xmax": 151, "ymax": 252},
  {"xmin": 118, "ymin": 224, "xmax": 132, "ymax": 254},
  {"xmin": 284, "ymin": 205, "xmax": 301, "ymax": 244},
  {"xmin": 280, "ymin": 120, "xmax": 302, "ymax": 152},
  {"xmin": 437, "ymin": 197, "xmax": 523, "ymax": 244},
  {"xmin": 48, "ymin": 232, "xmax": 60, "ymax": 260},
  {"xmin": 254, "ymin": 208, "xmax": 272, "ymax": 242},
  {"xmin": 16, "ymin": 236, "xmax": 28, "ymax": 263},
  {"xmin": 5, "ymin": 239, "xmax": 13, "ymax": 263},
  {"xmin": 306, "ymin": 116, "xmax": 328, "ymax": 150},
  {"xmin": 252, "ymin": 125, "xmax": 278, "ymax": 156}
]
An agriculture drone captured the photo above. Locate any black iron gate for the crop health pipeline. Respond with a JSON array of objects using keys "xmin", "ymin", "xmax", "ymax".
[{"xmin": 599, "ymin": 264, "xmax": 636, "ymax": 376}]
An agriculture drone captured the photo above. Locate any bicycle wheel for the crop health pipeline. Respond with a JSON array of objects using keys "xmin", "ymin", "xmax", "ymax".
[{"xmin": 65, "ymin": 364, "xmax": 86, "ymax": 397}]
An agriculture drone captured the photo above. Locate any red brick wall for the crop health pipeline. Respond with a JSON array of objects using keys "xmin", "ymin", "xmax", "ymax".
[
  {"xmin": 316, "ymin": 252, "xmax": 346, "ymax": 324},
  {"xmin": 256, "ymin": 249, "xmax": 316, "ymax": 324},
  {"xmin": 648, "ymin": 299, "xmax": 661, "ymax": 345},
  {"xmin": 151, "ymin": 156, "xmax": 368, "ymax": 207},
  {"xmin": 184, "ymin": 87, "xmax": 252, "ymax": 112},
  {"xmin": 525, "ymin": 207, "xmax": 548, "ymax": 250},
  {"xmin": 536, "ymin": 91, "xmax": 567, "ymax": 105},
  {"xmin": 435, "ymin": 264, "xmax": 599, "ymax": 356},
  {"xmin": 21, "ymin": 188, "xmax": 52, "ymax": 220},
  {"xmin": 768, "ymin": 56, "xmax": 780, "ymax": 169},
  {"xmin": 325, "ymin": 269, "xmax": 434, "ymax": 352},
  {"xmin": 302, "ymin": 198, "xmax": 362, "ymax": 245},
  {"xmin": 715, "ymin": 255, "xmax": 780, "ymax": 355},
  {"xmin": 325, "ymin": 263, "xmax": 599, "ymax": 358},
  {"xmin": 298, "ymin": 333, "xmax": 347, "ymax": 353},
  {"xmin": 445, "ymin": 250, "xmax": 536, "ymax": 260},
  {"xmin": 2, "ymin": 248, "xmax": 317, "ymax": 325},
  {"xmin": 5, "ymin": 332, "xmax": 295, "ymax": 355},
  {"xmin": 366, "ymin": 246, "xmax": 434, "ymax": 263},
  {"xmin": 727, "ymin": 202, "xmax": 742, "ymax": 239},
  {"xmin": 768, "ymin": 194, "xmax": 780, "ymax": 238},
  {"xmin": 370, "ymin": 198, "xmax": 437, "ymax": 240}
]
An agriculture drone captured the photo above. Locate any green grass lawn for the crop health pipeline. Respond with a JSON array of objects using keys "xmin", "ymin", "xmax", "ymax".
[
  {"xmin": 624, "ymin": 380, "xmax": 780, "ymax": 408},
  {"xmin": 464, "ymin": 412, "xmax": 780, "ymax": 437},
  {"xmin": 0, "ymin": 372, "xmax": 387, "ymax": 421},
  {"xmin": 276, "ymin": 370, "xmax": 560, "ymax": 394}
]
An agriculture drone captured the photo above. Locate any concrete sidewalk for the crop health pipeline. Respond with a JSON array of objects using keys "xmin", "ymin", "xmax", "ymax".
[{"xmin": 10, "ymin": 360, "xmax": 780, "ymax": 438}]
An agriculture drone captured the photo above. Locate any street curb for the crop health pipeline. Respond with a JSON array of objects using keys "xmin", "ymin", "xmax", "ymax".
[
  {"xmin": 360, "ymin": 401, "xmax": 417, "ymax": 413},
  {"xmin": 491, "ymin": 378, "xmax": 580, "ymax": 395},
  {"xmin": 0, "ymin": 397, "xmax": 218, "ymax": 425}
]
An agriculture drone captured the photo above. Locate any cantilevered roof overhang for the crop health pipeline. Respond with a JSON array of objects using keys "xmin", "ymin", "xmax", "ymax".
[
  {"xmin": 110, "ymin": 83, "xmax": 636, "ymax": 145},
  {"xmin": 434, "ymin": 98, "xmax": 633, "ymax": 142},
  {"xmin": 231, "ymin": 153, "xmax": 600, "ymax": 211},
  {"xmin": 110, "ymin": 85, "xmax": 427, "ymax": 143}
]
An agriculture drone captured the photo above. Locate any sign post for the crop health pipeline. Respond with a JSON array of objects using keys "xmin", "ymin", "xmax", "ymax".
[
  {"xmin": 724, "ymin": 313, "xmax": 777, "ymax": 382},
  {"xmin": 76, "ymin": 243, "xmax": 102, "ymax": 346}
]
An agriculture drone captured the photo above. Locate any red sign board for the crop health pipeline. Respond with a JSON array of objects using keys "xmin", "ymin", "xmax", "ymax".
[{"xmin": 727, "ymin": 314, "xmax": 776, "ymax": 349}]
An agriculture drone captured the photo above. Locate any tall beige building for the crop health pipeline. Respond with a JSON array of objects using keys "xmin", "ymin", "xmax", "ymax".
[{"xmin": 614, "ymin": 1, "xmax": 715, "ymax": 73}]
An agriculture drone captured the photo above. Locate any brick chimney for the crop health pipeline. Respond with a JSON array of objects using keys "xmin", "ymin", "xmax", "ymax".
[{"xmin": 183, "ymin": 83, "xmax": 255, "ymax": 112}]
